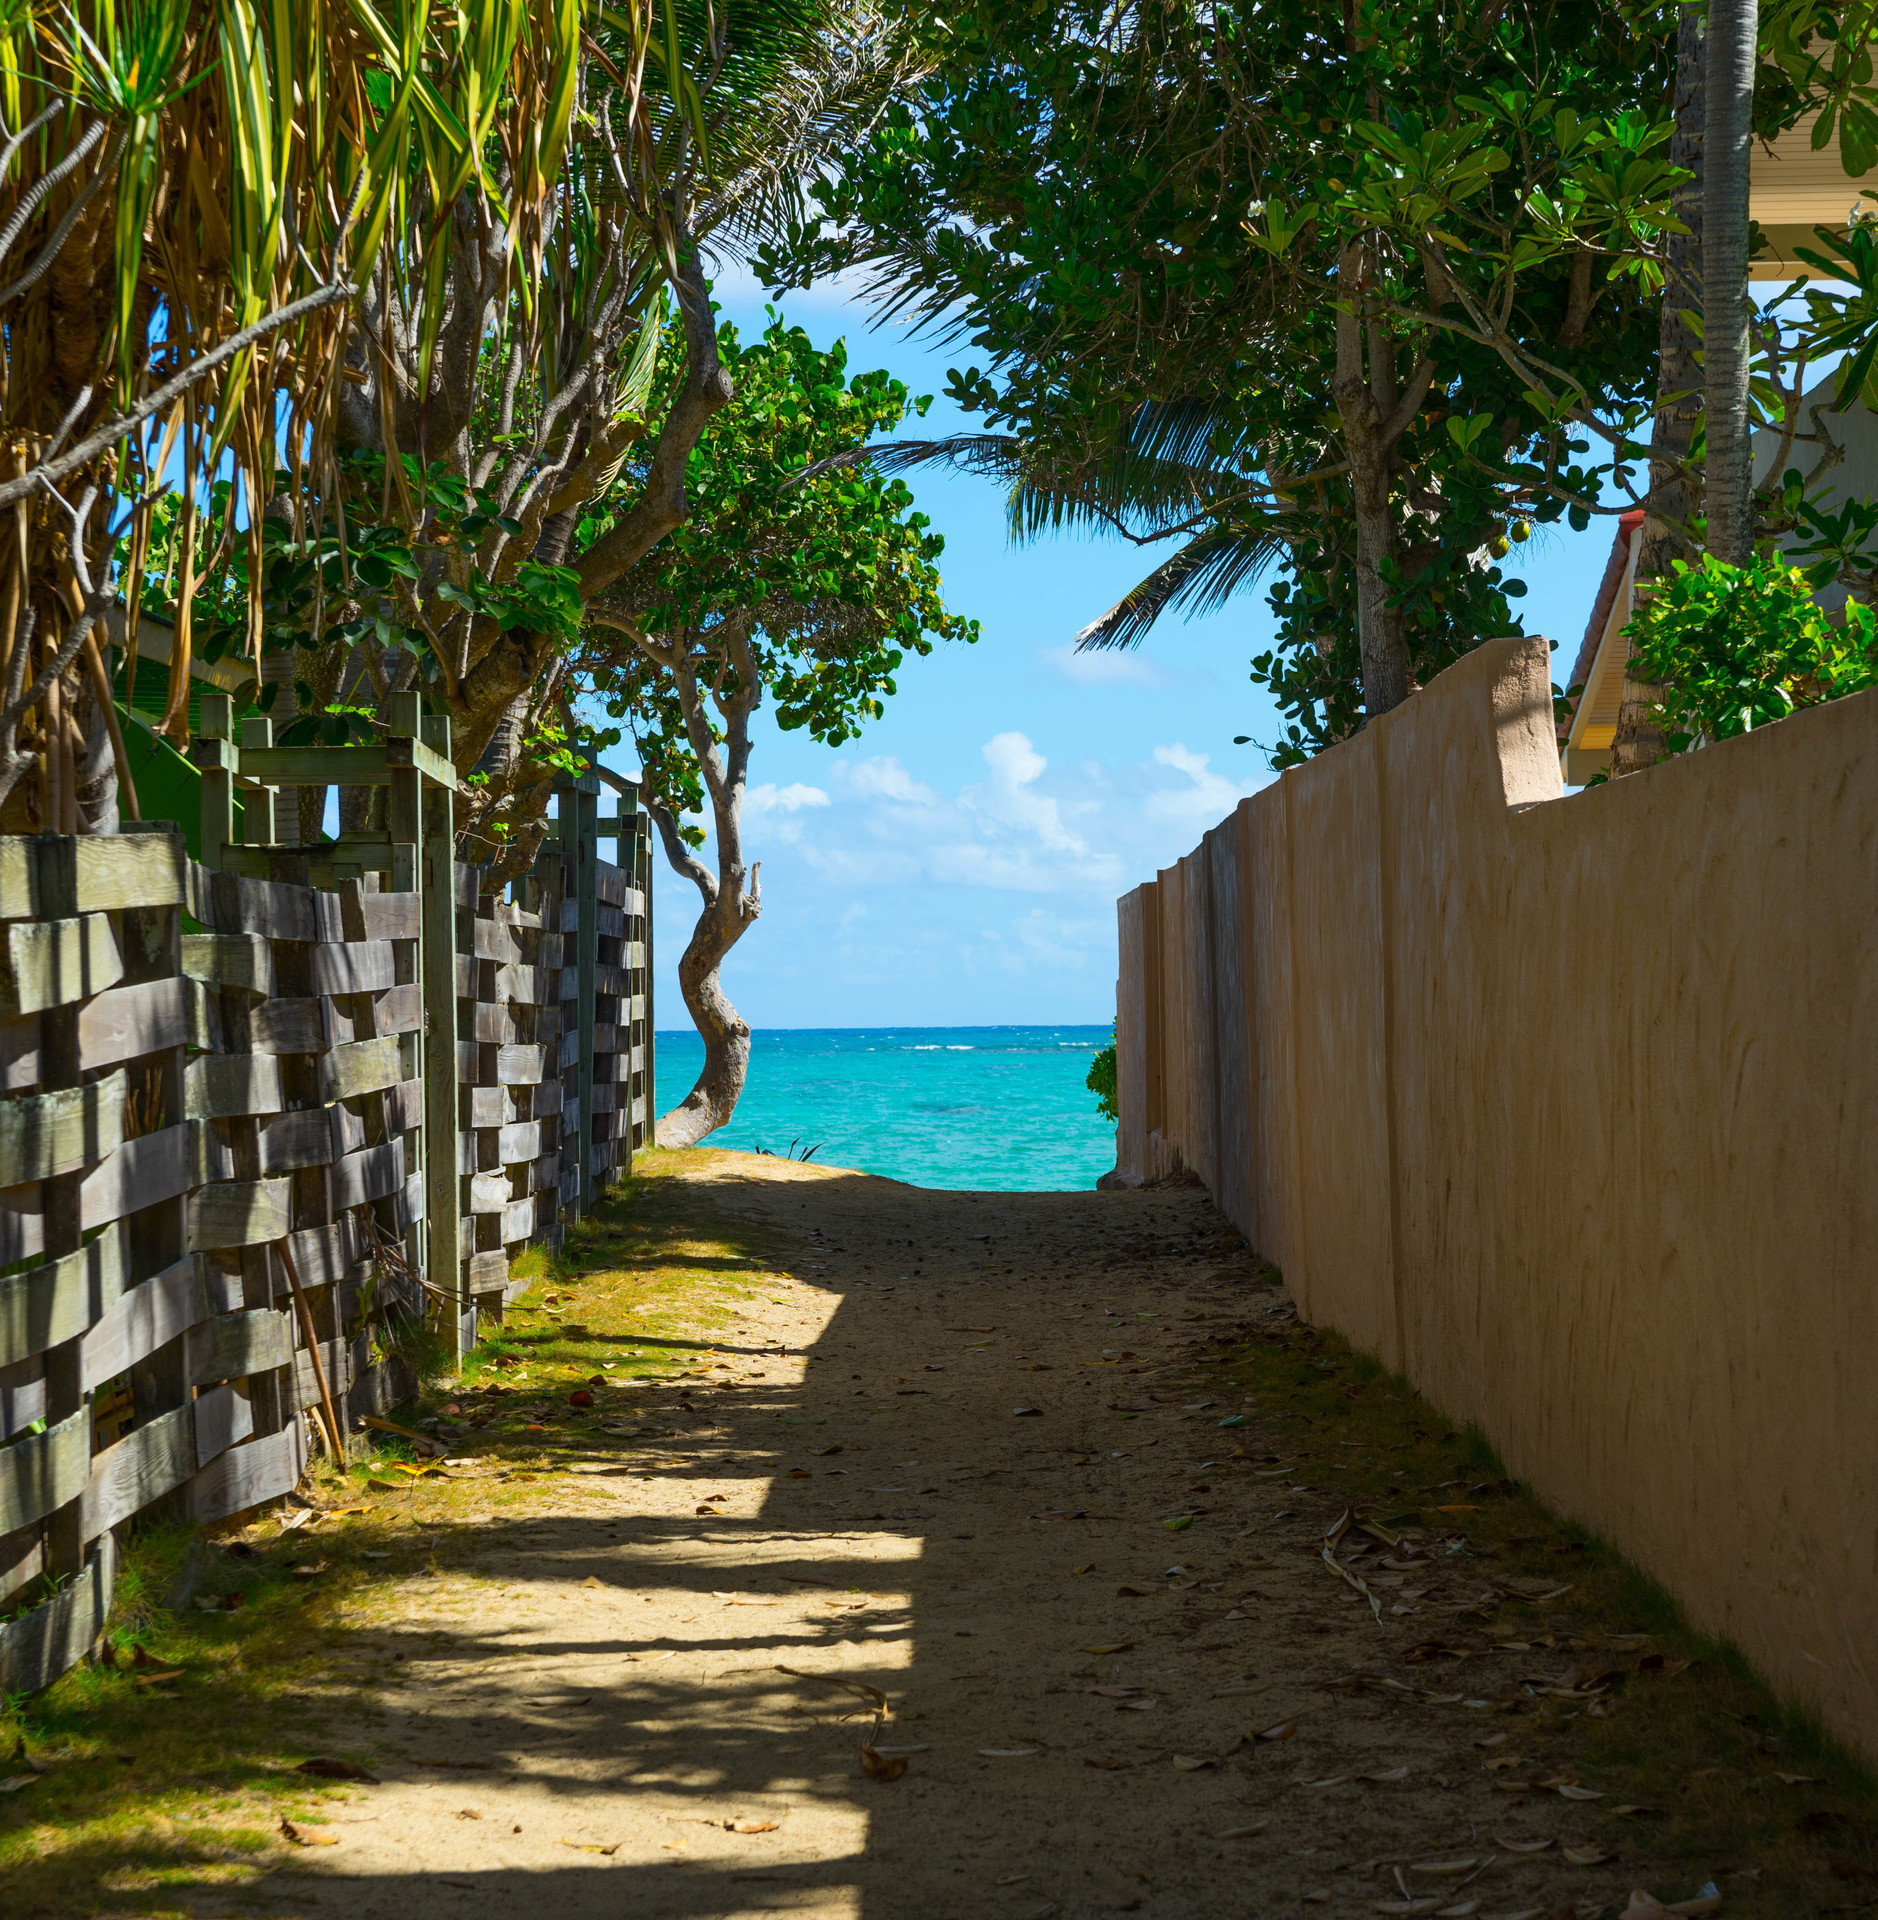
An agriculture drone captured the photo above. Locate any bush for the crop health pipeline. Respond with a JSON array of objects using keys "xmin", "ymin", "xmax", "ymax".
[
  {"xmin": 1623, "ymin": 553, "xmax": 1878, "ymax": 755},
  {"xmin": 1087, "ymin": 1026, "xmax": 1118, "ymax": 1124}
]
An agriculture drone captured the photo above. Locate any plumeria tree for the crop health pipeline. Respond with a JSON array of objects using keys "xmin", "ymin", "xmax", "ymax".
[{"xmin": 586, "ymin": 316, "xmax": 975, "ymax": 1144}]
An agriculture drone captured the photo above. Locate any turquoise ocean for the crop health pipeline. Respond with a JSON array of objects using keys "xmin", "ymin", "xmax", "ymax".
[{"xmin": 652, "ymin": 1026, "xmax": 1117, "ymax": 1192}]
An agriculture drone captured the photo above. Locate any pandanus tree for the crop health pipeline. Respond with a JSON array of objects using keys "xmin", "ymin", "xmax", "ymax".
[
  {"xmin": 150, "ymin": 0, "xmax": 931, "ymax": 860},
  {"xmin": 0, "ymin": 0, "xmax": 582, "ymax": 833}
]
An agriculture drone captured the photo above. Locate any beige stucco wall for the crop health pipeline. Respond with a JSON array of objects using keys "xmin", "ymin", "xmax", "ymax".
[{"xmin": 1113, "ymin": 638, "xmax": 1878, "ymax": 1756}]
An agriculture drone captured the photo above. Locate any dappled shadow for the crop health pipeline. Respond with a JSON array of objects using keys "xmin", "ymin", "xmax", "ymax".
[{"xmin": 10, "ymin": 1162, "xmax": 1258, "ymax": 1920}]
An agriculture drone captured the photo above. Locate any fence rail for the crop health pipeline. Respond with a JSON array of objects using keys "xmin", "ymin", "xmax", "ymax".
[{"xmin": 0, "ymin": 721, "xmax": 651, "ymax": 1695}]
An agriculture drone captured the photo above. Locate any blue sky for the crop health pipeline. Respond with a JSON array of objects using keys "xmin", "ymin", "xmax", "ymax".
[{"xmin": 596, "ymin": 266, "xmax": 1621, "ymax": 1034}]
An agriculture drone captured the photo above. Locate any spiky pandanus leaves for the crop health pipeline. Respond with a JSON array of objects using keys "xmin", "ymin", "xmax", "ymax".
[{"xmin": 0, "ymin": 0, "xmax": 584, "ymax": 829}]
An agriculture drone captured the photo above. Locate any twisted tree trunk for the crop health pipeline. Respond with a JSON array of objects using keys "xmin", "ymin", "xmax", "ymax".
[{"xmin": 633, "ymin": 613, "xmax": 763, "ymax": 1148}]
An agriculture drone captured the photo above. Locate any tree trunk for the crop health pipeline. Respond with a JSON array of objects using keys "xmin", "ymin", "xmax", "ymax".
[
  {"xmin": 1705, "ymin": 0, "xmax": 1758, "ymax": 567},
  {"xmin": 1612, "ymin": 3, "xmax": 1706, "ymax": 778},
  {"xmin": 1334, "ymin": 246, "xmax": 1414, "ymax": 720},
  {"xmin": 658, "ymin": 895, "xmax": 755, "ymax": 1148}
]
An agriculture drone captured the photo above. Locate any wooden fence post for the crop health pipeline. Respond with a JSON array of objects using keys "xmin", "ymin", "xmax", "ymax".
[
  {"xmin": 573, "ymin": 774, "xmax": 599, "ymax": 1215},
  {"xmin": 415, "ymin": 709, "xmax": 464, "ymax": 1355},
  {"xmin": 198, "ymin": 694, "xmax": 233, "ymax": 872}
]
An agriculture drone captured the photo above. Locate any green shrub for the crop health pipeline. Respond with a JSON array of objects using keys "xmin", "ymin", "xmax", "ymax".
[
  {"xmin": 1087, "ymin": 1026, "xmax": 1118, "ymax": 1124},
  {"xmin": 1623, "ymin": 553, "xmax": 1878, "ymax": 755}
]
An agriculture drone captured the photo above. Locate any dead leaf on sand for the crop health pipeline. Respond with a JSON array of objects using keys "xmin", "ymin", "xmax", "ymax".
[
  {"xmin": 1495, "ymin": 1837, "xmax": 1555, "ymax": 1854},
  {"xmin": 1254, "ymin": 1717, "xmax": 1299, "ymax": 1742},
  {"xmin": 1621, "ymin": 1891, "xmax": 1723, "ymax": 1918},
  {"xmin": 729, "ymin": 1820, "xmax": 780, "ymax": 1834},
  {"xmin": 561, "ymin": 1837, "xmax": 622, "ymax": 1855},
  {"xmin": 1081, "ymin": 1642, "xmax": 1135, "ymax": 1655},
  {"xmin": 980, "ymin": 1747, "xmax": 1041, "ymax": 1758},
  {"xmin": 813, "ymin": 1446, "xmax": 844, "ymax": 1456},
  {"xmin": 1172, "ymin": 1753, "xmax": 1216, "ymax": 1771},
  {"xmin": 1409, "ymin": 1858, "xmax": 1484, "ymax": 1876},
  {"xmin": 280, "ymin": 1819, "xmax": 339, "ymax": 1847},
  {"xmin": 289, "ymin": 1559, "xmax": 330, "ymax": 1580},
  {"xmin": 0, "ymin": 1776, "xmax": 38, "ymax": 1794},
  {"xmin": 456, "ymin": 1809, "xmax": 482, "ymax": 1820},
  {"xmin": 1216, "ymin": 1820, "xmax": 1270, "ymax": 1838},
  {"xmin": 1563, "ymin": 1845, "xmax": 1612, "ymax": 1866},
  {"xmin": 861, "ymin": 1746, "xmax": 908, "ymax": 1781}
]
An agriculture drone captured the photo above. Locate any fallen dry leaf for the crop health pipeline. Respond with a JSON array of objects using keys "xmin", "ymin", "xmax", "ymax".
[
  {"xmin": 561, "ymin": 1837, "xmax": 622, "ymax": 1855},
  {"xmin": 730, "ymin": 1820, "xmax": 780, "ymax": 1833},
  {"xmin": 1081, "ymin": 1642, "xmax": 1135, "ymax": 1655},
  {"xmin": 295, "ymin": 1759, "xmax": 379, "ymax": 1783},
  {"xmin": 456, "ymin": 1809, "xmax": 482, "ymax": 1820},
  {"xmin": 1495, "ymin": 1836, "xmax": 1555, "ymax": 1853},
  {"xmin": 1172, "ymin": 1754, "xmax": 1216, "ymax": 1771},
  {"xmin": 1359, "ymin": 1765, "xmax": 1410, "ymax": 1783},
  {"xmin": 979, "ymin": 1747, "xmax": 1041, "ymax": 1758},
  {"xmin": 1410, "ymin": 1859, "xmax": 1484, "ymax": 1877},
  {"xmin": 1073, "ymin": 1562, "xmax": 1095, "ymax": 1575},
  {"xmin": 786, "ymin": 1468, "xmax": 812, "ymax": 1479},
  {"xmin": 861, "ymin": 1746, "xmax": 908, "ymax": 1782},
  {"xmin": 1563, "ymin": 1845, "xmax": 1612, "ymax": 1866},
  {"xmin": 132, "ymin": 1670, "xmax": 183, "ymax": 1686},
  {"xmin": 1216, "ymin": 1821, "xmax": 1271, "ymax": 1839},
  {"xmin": 1254, "ymin": 1717, "xmax": 1299, "ymax": 1742},
  {"xmin": 813, "ymin": 1446, "xmax": 844, "ymax": 1456},
  {"xmin": 289, "ymin": 1560, "xmax": 330, "ymax": 1580},
  {"xmin": 1622, "ymin": 1892, "xmax": 1722, "ymax": 1918},
  {"xmin": 0, "ymin": 1776, "xmax": 38, "ymax": 1794},
  {"xmin": 280, "ymin": 1819, "xmax": 339, "ymax": 1847},
  {"xmin": 366, "ymin": 1479, "xmax": 397, "ymax": 1492}
]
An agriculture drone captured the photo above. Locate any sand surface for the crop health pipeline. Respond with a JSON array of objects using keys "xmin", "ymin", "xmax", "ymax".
[{"xmin": 264, "ymin": 1152, "xmax": 1653, "ymax": 1918}]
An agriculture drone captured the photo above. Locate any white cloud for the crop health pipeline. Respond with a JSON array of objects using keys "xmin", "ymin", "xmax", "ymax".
[
  {"xmin": 843, "ymin": 755, "xmax": 940, "ymax": 808},
  {"xmin": 1036, "ymin": 644, "xmax": 1172, "ymax": 689},
  {"xmin": 743, "ymin": 781, "xmax": 829, "ymax": 846},
  {"xmin": 745, "ymin": 781, "xmax": 830, "ymax": 816},
  {"xmin": 1146, "ymin": 742, "xmax": 1261, "ymax": 826}
]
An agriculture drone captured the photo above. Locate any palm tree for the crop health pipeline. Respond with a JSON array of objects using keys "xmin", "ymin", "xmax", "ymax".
[{"xmin": 1705, "ymin": 0, "xmax": 1760, "ymax": 567}]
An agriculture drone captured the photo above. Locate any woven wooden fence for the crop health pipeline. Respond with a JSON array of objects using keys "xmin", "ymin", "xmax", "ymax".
[{"xmin": 0, "ymin": 715, "xmax": 651, "ymax": 1696}]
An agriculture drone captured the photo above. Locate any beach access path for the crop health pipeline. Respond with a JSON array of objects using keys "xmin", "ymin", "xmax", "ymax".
[{"xmin": 10, "ymin": 1148, "xmax": 1845, "ymax": 1918}]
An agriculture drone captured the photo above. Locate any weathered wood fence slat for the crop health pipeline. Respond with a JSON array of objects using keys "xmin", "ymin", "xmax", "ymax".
[{"xmin": 0, "ymin": 715, "xmax": 649, "ymax": 1696}]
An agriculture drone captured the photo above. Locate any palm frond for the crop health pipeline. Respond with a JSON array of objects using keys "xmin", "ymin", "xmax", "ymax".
[{"xmin": 1073, "ymin": 523, "xmax": 1284, "ymax": 651}]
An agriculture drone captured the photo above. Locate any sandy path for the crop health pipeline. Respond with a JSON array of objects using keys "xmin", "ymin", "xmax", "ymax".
[{"xmin": 263, "ymin": 1153, "xmax": 1650, "ymax": 1919}]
